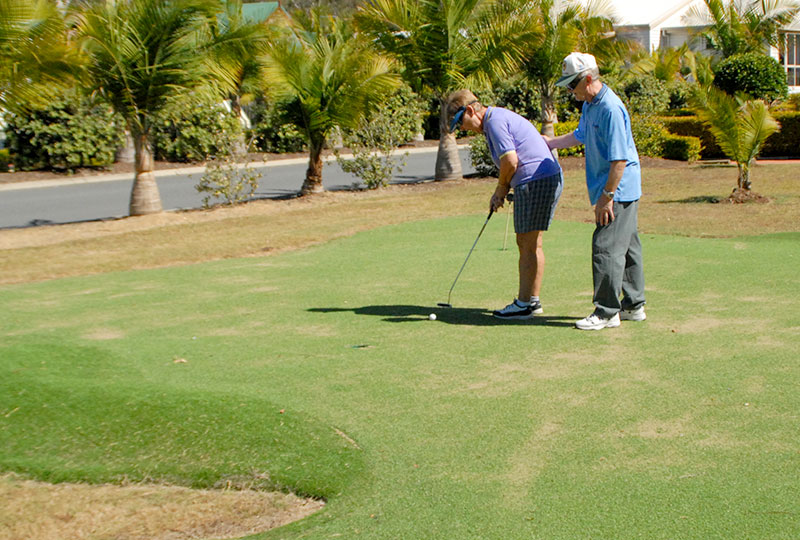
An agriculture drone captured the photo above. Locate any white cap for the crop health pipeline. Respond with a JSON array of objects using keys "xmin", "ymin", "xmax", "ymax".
[{"xmin": 555, "ymin": 52, "xmax": 598, "ymax": 87}]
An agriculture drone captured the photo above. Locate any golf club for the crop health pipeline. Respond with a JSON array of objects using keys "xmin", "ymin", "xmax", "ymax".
[{"xmin": 437, "ymin": 209, "xmax": 494, "ymax": 308}]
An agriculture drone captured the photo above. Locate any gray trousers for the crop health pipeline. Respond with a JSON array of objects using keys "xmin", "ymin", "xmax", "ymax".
[{"xmin": 592, "ymin": 199, "xmax": 646, "ymax": 318}]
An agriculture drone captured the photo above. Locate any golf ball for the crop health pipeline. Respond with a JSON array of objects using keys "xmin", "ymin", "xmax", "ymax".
[{"xmin": 429, "ymin": 313, "xmax": 437, "ymax": 321}]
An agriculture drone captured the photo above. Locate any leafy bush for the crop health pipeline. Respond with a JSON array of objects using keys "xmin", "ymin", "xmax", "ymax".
[
  {"xmin": 0, "ymin": 149, "xmax": 11, "ymax": 172},
  {"xmin": 630, "ymin": 115, "xmax": 669, "ymax": 158},
  {"xmin": 335, "ymin": 86, "xmax": 425, "ymax": 189},
  {"xmin": 152, "ymin": 95, "xmax": 243, "ymax": 162},
  {"xmin": 759, "ymin": 111, "xmax": 800, "ymax": 157},
  {"xmin": 494, "ymin": 78, "xmax": 542, "ymax": 122},
  {"xmin": 713, "ymin": 53, "xmax": 788, "ymax": 102},
  {"xmin": 661, "ymin": 116, "xmax": 725, "ymax": 158},
  {"xmin": 469, "ymin": 136, "xmax": 498, "ymax": 177},
  {"xmin": 4, "ymin": 91, "xmax": 123, "ymax": 171},
  {"xmin": 195, "ymin": 155, "xmax": 262, "ymax": 208},
  {"xmin": 661, "ymin": 133, "xmax": 701, "ymax": 162},
  {"xmin": 469, "ymin": 120, "xmax": 582, "ymax": 177},
  {"xmin": 620, "ymin": 75, "xmax": 670, "ymax": 116},
  {"xmin": 248, "ymin": 96, "xmax": 306, "ymax": 153},
  {"xmin": 666, "ymin": 79, "xmax": 694, "ymax": 110}
]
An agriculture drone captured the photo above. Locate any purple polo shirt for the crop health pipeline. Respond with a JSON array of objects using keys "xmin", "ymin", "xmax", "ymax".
[{"xmin": 483, "ymin": 106, "xmax": 561, "ymax": 188}]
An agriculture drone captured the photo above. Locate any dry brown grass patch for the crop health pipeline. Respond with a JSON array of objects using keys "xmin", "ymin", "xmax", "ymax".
[{"xmin": 0, "ymin": 473, "xmax": 323, "ymax": 540}]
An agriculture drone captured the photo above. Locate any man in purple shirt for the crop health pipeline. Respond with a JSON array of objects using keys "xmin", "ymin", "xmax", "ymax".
[{"xmin": 445, "ymin": 89, "xmax": 563, "ymax": 319}]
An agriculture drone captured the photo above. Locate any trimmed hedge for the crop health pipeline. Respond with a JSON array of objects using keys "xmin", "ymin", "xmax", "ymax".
[
  {"xmin": 760, "ymin": 111, "xmax": 800, "ymax": 157},
  {"xmin": 662, "ymin": 112, "xmax": 800, "ymax": 159},
  {"xmin": 661, "ymin": 116, "xmax": 724, "ymax": 159},
  {"xmin": 713, "ymin": 53, "xmax": 788, "ymax": 102},
  {"xmin": 661, "ymin": 133, "xmax": 701, "ymax": 162}
]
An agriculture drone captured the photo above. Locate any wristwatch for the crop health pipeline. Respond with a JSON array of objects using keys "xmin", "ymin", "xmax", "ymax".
[{"xmin": 602, "ymin": 188, "xmax": 615, "ymax": 199}]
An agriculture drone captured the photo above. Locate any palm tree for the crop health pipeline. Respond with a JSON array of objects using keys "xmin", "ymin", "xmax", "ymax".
[
  {"xmin": 262, "ymin": 8, "xmax": 400, "ymax": 194},
  {"xmin": 629, "ymin": 44, "xmax": 692, "ymax": 82},
  {"xmin": 683, "ymin": 0, "xmax": 800, "ymax": 58},
  {"xmin": 74, "ymin": 0, "xmax": 246, "ymax": 216},
  {"xmin": 0, "ymin": 0, "xmax": 77, "ymax": 113},
  {"xmin": 355, "ymin": 0, "xmax": 539, "ymax": 181},
  {"xmin": 522, "ymin": 0, "xmax": 618, "ymax": 139},
  {"xmin": 694, "ymin": 87, "xmax": 780, "ymax": 193},
  {"xmin": 210, "ymin": 0, "xmax": 271, "ymax": 127}
]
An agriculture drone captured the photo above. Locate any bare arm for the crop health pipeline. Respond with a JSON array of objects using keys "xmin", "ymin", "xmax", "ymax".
[
  {"xmin": 543, "ymin": 132, "xmax": 580, "ymax": 150},
  {"xmin": 490, "ymin": 151, "xmax": 518, "ymax": 212}
]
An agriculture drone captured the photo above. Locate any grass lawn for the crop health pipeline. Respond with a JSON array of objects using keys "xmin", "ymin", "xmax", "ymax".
[{"xmin": 1, "ymin": 162, "xmax": 799, "ymax": 539}]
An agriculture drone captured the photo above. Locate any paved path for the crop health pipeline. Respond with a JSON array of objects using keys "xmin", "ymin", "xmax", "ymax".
[{"xmin": 0, "ymin": 146, "xmax": 477, "ymax": 229}]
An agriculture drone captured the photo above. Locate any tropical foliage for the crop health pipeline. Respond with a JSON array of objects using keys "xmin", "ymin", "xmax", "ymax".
[
  {"xmin": 693, "ymin": 87, "xmax": 780, "ymax": 192},
  {"xmin": 74, "ymin": 0, "xmax": 251, "ymax": 215},
  {"xmin": 355, "ymin": 0, "xmax": 539, "ymax": 180},
  {"xmin": 683, "ymin": 0, "xmax": 800, "ymax": 58},
  {"xmin": 0, "ymin": 0, "xmax": 78, "ymax": 113},
  {"xmin": 263, "ymin": 8, "xmax": 400, "ymax": 194}
]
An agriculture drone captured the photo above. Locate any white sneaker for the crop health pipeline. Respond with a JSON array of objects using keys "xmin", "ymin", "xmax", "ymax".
[
  {"xmin": 575, "ymin": 312, "xmax": 620, "ymax": 331},
  {"xmin": 620, "ymin": 306, "xmax": 646, "ymax": 321}
]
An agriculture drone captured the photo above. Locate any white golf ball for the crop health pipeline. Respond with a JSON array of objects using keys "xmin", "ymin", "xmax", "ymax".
[{"xmin": 429, "ymin": 313, "xmax": 437, "ymax": 321}]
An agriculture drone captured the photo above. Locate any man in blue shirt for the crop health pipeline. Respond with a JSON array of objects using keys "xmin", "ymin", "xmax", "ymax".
[
  {"xmin": 445, "ymin": 89, "xmax": 563, "ymax": 319},
  {"xmin": 545, "ymin": 52, "xmax": 646, "ymax": 330}
]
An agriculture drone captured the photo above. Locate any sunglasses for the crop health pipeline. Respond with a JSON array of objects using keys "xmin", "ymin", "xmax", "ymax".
[
  {"xmin": 449, "ymin": 100, "xmax": 479, "ymax": 133},
  {"xmin": 567, "ymin": 73, "xmax": 585, "ymax": 91}
]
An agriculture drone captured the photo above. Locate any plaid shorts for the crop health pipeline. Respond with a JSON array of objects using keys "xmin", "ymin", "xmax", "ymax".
[{"xmin": 513, "ymin": 172, "xmax": 563, "ymax": 233}]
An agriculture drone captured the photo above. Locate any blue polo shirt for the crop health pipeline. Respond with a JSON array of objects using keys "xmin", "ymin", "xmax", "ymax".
[
  {"xmin": 483, "ymin": 107, "xmax": 561, "ymax": 188},
  {"xmin": 573, "ymin": 84, "xmax": 642, "ymax": 205}
]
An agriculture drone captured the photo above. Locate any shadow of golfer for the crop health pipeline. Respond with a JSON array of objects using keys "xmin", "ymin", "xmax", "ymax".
[{"xmin": 308, "ymin": 305, "xmax": 574, "ymax": 327}]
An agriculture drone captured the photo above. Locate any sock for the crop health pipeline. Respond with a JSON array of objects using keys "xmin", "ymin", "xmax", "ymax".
[
  {"xmin": 530, "ymin": 296, "xmax": 540, "ymax": 304},
  {"xmin": 515, "ymin": 298, "xmax": 530, "ymax": 307}
]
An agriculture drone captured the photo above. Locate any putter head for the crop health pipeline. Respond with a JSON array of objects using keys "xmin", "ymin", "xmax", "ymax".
[{"xmin": 437, "ymin": 302, "xmax": 453, "ymax": 308}]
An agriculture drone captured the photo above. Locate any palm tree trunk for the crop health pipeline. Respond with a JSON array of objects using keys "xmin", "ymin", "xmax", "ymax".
[
  {"xmin": 540, "ymin": 83, "xmax": 559, "ymax": 160},
  {"xmin": 539, "ymin": 85, "xmax": 558, "ymax": 139},
  {"xmin": 302, "ymin": 140, "xmax": 325, "ymax": 194},
  {"xmin": 129, "ymin": 130, "xmax": 163, "ymax": 216},
  {"xmin": 435, "ymin": 101, "xmax": 462, "ymax": 181},
  {"xmin": 738, "ymin": 162, "xmax": 751, "ymax": 191}
]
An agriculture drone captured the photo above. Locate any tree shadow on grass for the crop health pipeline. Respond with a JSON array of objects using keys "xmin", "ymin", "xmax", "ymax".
[
  {"xmin": 309, "ymin": 305, "xmax": 574, "ymax": 327},
  {"xmin": 657, "ymin": 195, "xmax": 722, "ymax": 204}
]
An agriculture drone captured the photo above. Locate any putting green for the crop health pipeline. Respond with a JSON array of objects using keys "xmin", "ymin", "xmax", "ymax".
[{"xmin": 1, "ymin": 217, "xmax": 798, "ymax": 539}]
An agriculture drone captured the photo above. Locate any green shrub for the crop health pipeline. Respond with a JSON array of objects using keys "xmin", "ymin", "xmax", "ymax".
[
  {"xmin": 760, "ymin": 111, "xmax": 800, "ymax": 157},
  {"xmin": 494, "ymin": 78, "xmax": 542, "ymax": 122},
  {"xmin": 469, "ymin": 136, "xmax": 497, "ymax": 177},
  {"xmin": 661, "ymin": 133, "xmax": 701, "ymax": 162},
  {"xmin": 152, "ymin": 95, "xmax": 243, "ymax": 162},
  {"xmin": 661, "ymin": 116, "xmax": 725, "ymax": 159},
  {"xmin": 630, "ymin": 115, "xmax": 668, "ymax": 158},
  {"xmin": 620, "ymin": 75, "xmax": 670, "ymax": 116},
  {"xmin": 195, "ymin": 153, "xmax": 262, "ymax": 208},
  {"xmin": 248, "ymin": 96, "xmax": 306, "ymax": 153},
  {"xmin": 335, "ymin": 86, "xmax": 425, "ymax": 189},
  {"xmin": 666, "ymin": 79, "xmax": 694, "ymax": 110},
  {"xmin": 713, "ymin": 53, "xmax": 788, "ymax": 102},
  {"xmin": 4, "ymin": 92, "xmax": 123, "ymax": 171},
  {"xmin": 0, "ymin": 149, "xmax": 11, "ymax": 171}
]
